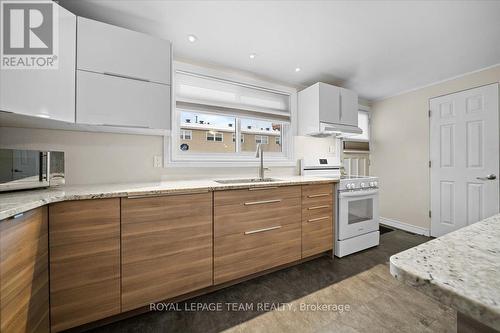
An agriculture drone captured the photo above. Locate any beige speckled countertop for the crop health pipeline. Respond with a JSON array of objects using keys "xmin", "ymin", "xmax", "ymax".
[
  {"xmin": 390, "ymin": 214, "xmax": 500, "ymax": 331},
  {"xmin": 0, "ymin": 176, "xmax": 338, "ymax": 220}
]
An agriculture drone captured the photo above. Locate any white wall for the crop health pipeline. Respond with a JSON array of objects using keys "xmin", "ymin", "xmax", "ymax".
[
  {"xmin": 371, "ymin": 64, "xmax": 500, "ymax": 230},
  {"xmin": 0, "ymin": 127, "xmax": 339, "ymax": 185}
]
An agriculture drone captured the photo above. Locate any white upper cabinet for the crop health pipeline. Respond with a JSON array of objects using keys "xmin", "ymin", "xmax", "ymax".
[
  {"xmin": 77, "ymin": 17, "xmax": 171, "ymax": 85},
  {"xmin": 0, "ymin": 5, "xmax": 76, "ymax": 122},
  {"xmin": 298, "ymin": 82, "xmax": 359, "ymax": 136},
  {"xmin": 76, "ymin": 70, "xmax": 170, "ymax": 129},
  {"xmin": 339, "ymin": 87, "xmax": 358, "ymax": 127},
  {"xmin": 318, "ymin": 83, "xmax": 341, "ymax": 125}
]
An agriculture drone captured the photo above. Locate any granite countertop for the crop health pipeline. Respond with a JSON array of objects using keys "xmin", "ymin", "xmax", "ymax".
[
  {"xmin": 0, "ymin": 176, "xmax": 338, "ymax": 220},
  {"xmin": 390, "ymin": 214, "xmax": 500, "ymax": 330}
]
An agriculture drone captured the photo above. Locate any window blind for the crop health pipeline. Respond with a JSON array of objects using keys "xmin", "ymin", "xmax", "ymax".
[{"xmin": 175, "ymin": 71, "xmax": 291, "ymax": 121}]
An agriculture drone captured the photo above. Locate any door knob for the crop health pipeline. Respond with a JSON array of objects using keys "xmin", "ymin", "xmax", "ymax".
[{"xmin": 477, "ymin": 174, "xmax": 497, "ymax": 180}]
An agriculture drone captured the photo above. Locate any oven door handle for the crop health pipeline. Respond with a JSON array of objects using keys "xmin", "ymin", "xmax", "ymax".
[{"xmin": 339, "ymin": 189, "xmax": 379, "ymax": 198}]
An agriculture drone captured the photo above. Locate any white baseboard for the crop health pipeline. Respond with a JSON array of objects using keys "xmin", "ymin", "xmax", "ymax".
[{"xmin": 379, "ymin": 217, "xmax": 430, "ymax": 236}]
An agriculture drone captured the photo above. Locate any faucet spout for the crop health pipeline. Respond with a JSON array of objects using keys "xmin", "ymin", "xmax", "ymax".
[{"xmin": 255, "ymin": 144, "xmax": 264, "ymax": 180}]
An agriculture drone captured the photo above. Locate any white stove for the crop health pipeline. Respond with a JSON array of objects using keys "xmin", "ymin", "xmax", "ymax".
[{"xmin": 301, "ymin": 158, "xmax": 380, "ymax": 257}]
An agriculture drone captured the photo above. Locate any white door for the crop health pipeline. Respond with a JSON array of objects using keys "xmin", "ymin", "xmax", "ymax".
[{"xmin": 430, "ymin": 83, "xmax": 499, "ymax": 237}]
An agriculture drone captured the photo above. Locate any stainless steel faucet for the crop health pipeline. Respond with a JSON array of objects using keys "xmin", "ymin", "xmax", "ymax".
[{"xmin": 255, "ymin": 143, "xmax": 265, "ymax": 180}]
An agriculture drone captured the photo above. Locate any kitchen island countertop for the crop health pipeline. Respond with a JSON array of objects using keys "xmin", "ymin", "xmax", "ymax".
[{"xmin": 390, "ymin": 214, "xmax": 500, "ymax": 331}]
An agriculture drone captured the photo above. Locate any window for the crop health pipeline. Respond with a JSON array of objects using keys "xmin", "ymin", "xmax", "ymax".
[
  {"xmin": 171, "ymin": 65, "xmax": 295, "ymax": 165},
  {"xmin": 206, "ymin": 132, "xmax": 223, "ymax": 142},
  {"xmin": 348, "ymin": 110, "xmax": 370, "ymax": 141},
  {"xmin": 180, "ymin": 130, "xmax": 192, "ymax": 140},
  {"xmin": 255, "ymin": 135, "xmax": 269, "ymax": 144},
  {"xmin": 232, "ymin": 133, "xmax": 244, "ymax": 143}
]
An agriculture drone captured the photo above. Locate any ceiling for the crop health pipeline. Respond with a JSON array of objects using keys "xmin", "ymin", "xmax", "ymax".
[{"xmin": 59, "ymin": 0, "xmax": 500, "ymax": 101}]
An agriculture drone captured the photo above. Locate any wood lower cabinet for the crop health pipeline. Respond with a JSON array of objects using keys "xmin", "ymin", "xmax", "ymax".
[
  {"xmin": 0, "ymin": 207, "xmax": 49, "ymax": 333},
  {"xmin": 301, "ymin": 184, "xmax": 334, "ymax": 258},
  {"xmin": 121, "ymin": 192, "xmax": 213, "ymax": 311},
  {"xmin": 49, "ymin": 199, "xmax": 121, "ymax": 332},
  {"xmin": 214, "ymin": 186, "xmax": 302, "ymax": 284}
]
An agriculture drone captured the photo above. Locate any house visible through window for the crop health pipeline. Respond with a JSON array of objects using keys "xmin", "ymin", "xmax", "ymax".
[
  {"xmin": 180, "ymin": 129, "xmax": 192, "ymax": 140},
  {"xmin": 206, "ymin": 132, "xmax": 223, "ymax": 142}
]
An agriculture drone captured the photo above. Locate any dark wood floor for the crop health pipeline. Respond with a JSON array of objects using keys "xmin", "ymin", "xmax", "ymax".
[{"xmin": 89, "ymin": 230, "xmax": 456, "ymax": 333}]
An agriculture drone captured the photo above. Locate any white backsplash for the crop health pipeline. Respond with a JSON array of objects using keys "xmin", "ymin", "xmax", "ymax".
[{"xmin": 0, "ymin": 127, "xmax": 341, "ymax": 185}]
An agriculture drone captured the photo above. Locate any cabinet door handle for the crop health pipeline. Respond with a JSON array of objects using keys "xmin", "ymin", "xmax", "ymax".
[
  {"xmin": 308, "ymin": 205, "xmax": 330, "ymax": 210},
  {"xmin": 103, "ymin": 71, "xmax": 151, "ymax": 82},
  {"xmin": 248, "ymin": 187, "xmax": 278, "ymax": 191},
  {"xmin": 307, "ymin": 193, "xmax": 330, "ymax": 198},
  {"xmin": 244, "ymin": 199, "xmax": 281, "ymax": 206},
  {"xmin": 244, "ymin": 225, "xmax": 281, "ymax": 235},
  {"xmin": 307, "ymin": 216, "xmax": 330, "ymax": 223}
]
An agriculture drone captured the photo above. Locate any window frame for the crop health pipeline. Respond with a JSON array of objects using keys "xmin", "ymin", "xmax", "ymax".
[
  {"xmin": 180, "ymin": 129, "xmax": 192, "ymax": 140},
  {"xmin": 345, "ymin": 109, "xmax": 371, "ymax": 143},
  {"xmin": 206, "ymin": 131, "xmax": 224, "ymax": 142},
  {"xmin": 167, "ymin": 61, "xmax": 297, "ymax": 167},
  {"xmin": 255, "ymin": 135, "xmax": 269, "ymax": 144}
]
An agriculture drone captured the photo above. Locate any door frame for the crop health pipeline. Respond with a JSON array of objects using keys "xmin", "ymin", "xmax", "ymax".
[{"xmin": 429, "ymin": 82, "xmax": 500, "ymax": 237}]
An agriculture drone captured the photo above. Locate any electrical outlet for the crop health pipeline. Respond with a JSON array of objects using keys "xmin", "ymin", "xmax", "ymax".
[{"xmin": 153, "ymin": 155, "xmax": 162, "ymax": 168}]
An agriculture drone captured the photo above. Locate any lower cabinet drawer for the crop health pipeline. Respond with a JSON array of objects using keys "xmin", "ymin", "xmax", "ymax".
[
  {"xmin": 214, "ymin": 222, "xmax": 301, "ymax": 284},
  {"xmin": 302, "ymin": 214, "xmax": 333, "ymax": 258}
]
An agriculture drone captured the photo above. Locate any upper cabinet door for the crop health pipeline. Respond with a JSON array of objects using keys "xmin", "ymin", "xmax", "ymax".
[
  {"xmin": 339, "ymin": 88, "xmax": 358, "ymax": 127},
  {"xmin": 0, "ymin": 5, "xmax": 76, "ymax": 122},
  {"xmin": 76, "ymin": 70, "xmax": 170, "ymax": 129},
  {"xmin": 77, "ymin": 17, "xmax": 171, "ymax": 85},
  {"xmin": 318, "ymin": 83, "xmax": 340, "ymax": 124}
]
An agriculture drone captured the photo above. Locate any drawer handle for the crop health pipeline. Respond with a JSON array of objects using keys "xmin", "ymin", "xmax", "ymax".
[
  {"xmin": 307, "ymin": 193, "xmax": 330, "ymax": 198},
  {"xmin": 308, "ymin": 216, "xmax": 330, "ymax": 223},
  {"xmin": 308, "ymin": 205, "xmax": 330, "ymax": 210},
  {"xmin": 244, "ymin": 199, "xmax": 281, "ymax": 206},
  {"xmin": 248, "ymin": 187, "xmax": 279, "ymax": 191},
  {"xmin": 244, "ymin": 225, "xmax": 282, "ymax": 235}
]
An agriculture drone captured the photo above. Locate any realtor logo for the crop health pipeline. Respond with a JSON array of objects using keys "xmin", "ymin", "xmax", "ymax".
[{"xmin": 1, "ymin": 1, "xmax": 59, "ymax": 69}]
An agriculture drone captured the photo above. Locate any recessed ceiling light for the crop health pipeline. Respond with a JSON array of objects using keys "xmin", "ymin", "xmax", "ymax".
[
  {"xmin": 187, "ymin": 34, "xmax": 197, "ymax": 43},
  {"xmin": 249, "ymin": 53, "xmax": 256, "ymax": 59},
  {"xmin": 295, "ymin": 67, "xmax": 301, "ymax": 72}
]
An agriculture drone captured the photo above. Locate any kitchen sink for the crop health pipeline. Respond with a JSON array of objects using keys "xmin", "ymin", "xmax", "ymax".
[{"xmin": 214, "ymin": 178, "xmax": 281, "ymax": 184}]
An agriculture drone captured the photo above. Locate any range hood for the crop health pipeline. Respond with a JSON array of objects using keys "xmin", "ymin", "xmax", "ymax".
[{"xmin": 308, "ymin": 122, "xmax": 363, "ymax": 138}]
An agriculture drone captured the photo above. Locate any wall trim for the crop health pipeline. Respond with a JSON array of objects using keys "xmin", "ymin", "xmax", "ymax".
[
  {"xmin": 375, "ymin": 63, "xmax": 500, "ymax": 102},
  {"xmin": 380, "ymin": 217, "xmax": 430, "ymax": 236}
]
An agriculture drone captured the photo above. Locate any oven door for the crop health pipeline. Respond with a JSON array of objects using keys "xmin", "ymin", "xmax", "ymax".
[{"xmin": 338, "ymin": 189, "xmax": 379, "ymax": 240}]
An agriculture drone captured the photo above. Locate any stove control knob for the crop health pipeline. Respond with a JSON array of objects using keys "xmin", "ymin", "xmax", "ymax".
[
  {"xmin": 369, "ymin": 182, "xmax": 375, "ymax": 187},
  {"xmin": 350, "ymin": 183, "xmax": 356, "ymax": 189},
  {"xmin": 374, "ymin": 181, "xmax": 378, "ymax": 187},
  {"xmin": 360, "ymin": 183, "xmax": 366, "ymax": 188},
  {"xmin": 346, "ymin": 184, "xmax": 351, "ymax": 189}
]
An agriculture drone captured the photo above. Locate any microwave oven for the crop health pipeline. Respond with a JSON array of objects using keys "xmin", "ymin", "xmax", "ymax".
[{"xmin": 0, "ymin": 149, "xmax": 65, "ymax": 192}]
